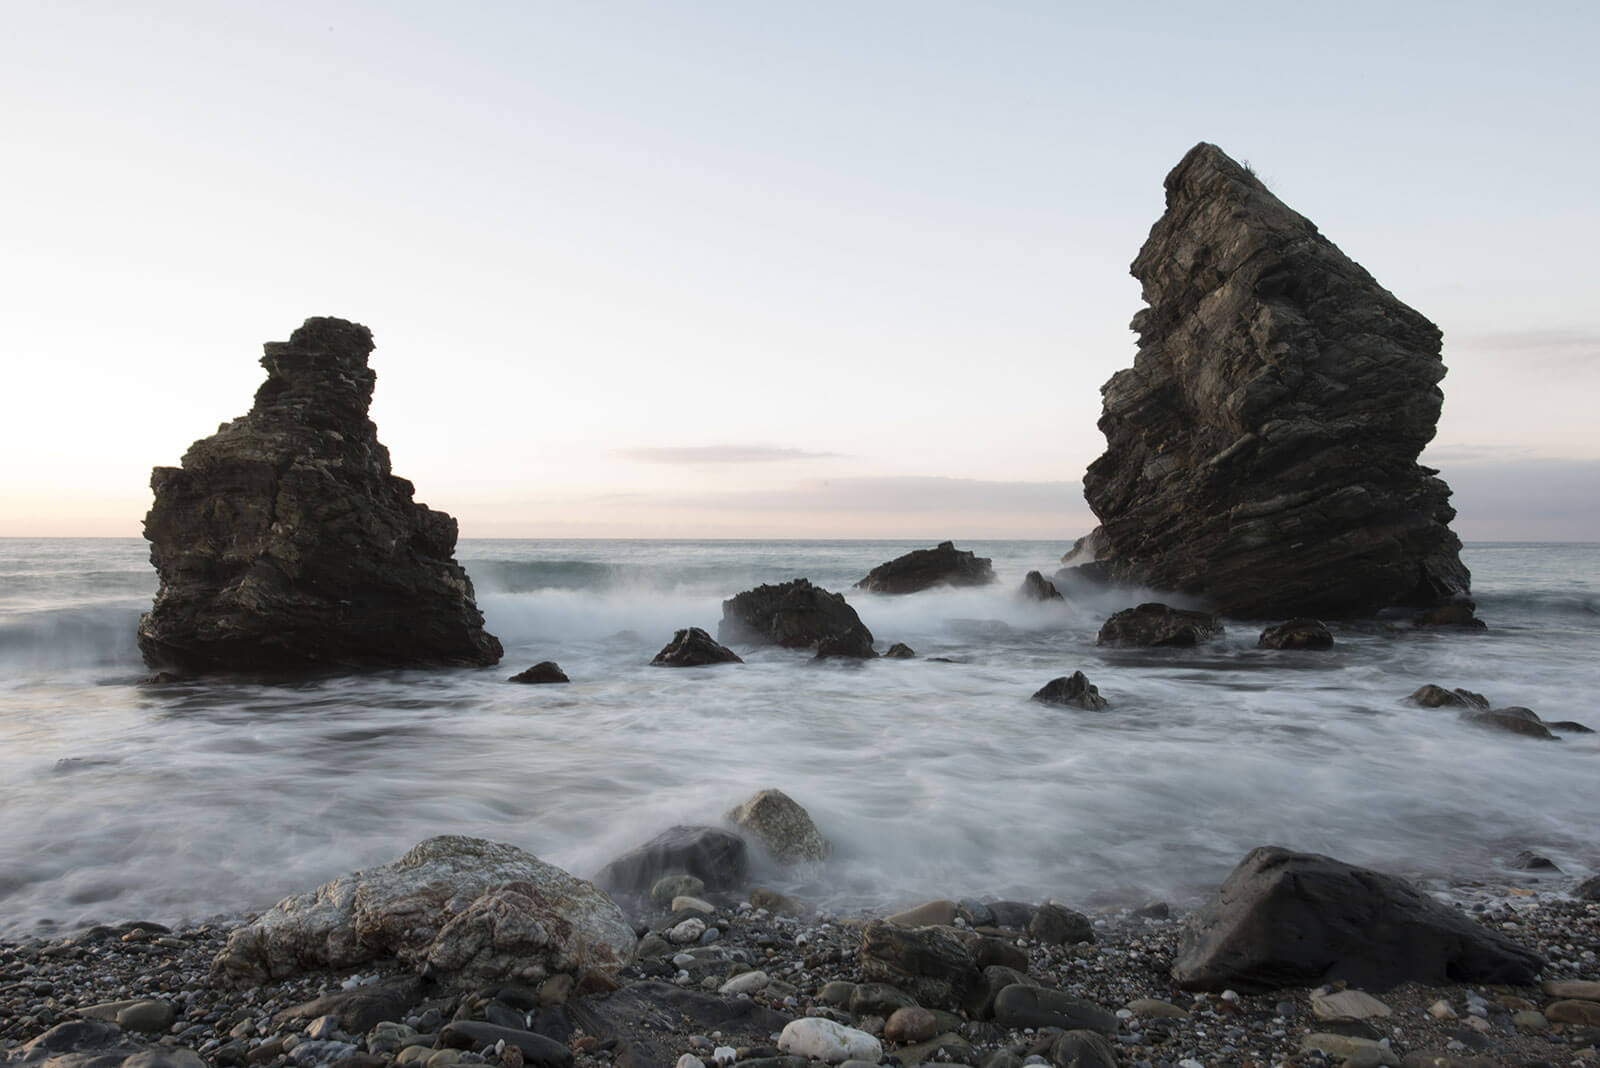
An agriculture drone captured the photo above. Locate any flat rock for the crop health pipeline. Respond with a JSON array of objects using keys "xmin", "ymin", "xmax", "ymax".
[
  {"xmin": 1069, "ymin": 143, "xmax": 1470, "ymax": 618},
  {"xmin": 1312, "ymin": 989, "xmax": 1393, "ymax": 1019},
  {"xmin": 719, "ymin": 579, "xmax": 875, "ymax": 658},
  {"xmin": 137, "ymin": 317, "xmax": 501, "ymax": 672},
  {"xmin": 651, "ymin": 627, "xmax": 743, "ymax": 667},
  {"xmin": 991, "ymin": 985, "xmax": 1117, "ymax": 1035},
  {"xmin": 1464, "ymin": 706, "xmax": 1558, "ymax": 739},
  {"xmin": 568, "ymin": 982, "xmax": 791, "ymax": 1068},
  {"xmin": 1172, "ymin": 845, "xmax": 1543, "ymax": 991},
  {"xmin": 1030, "ymin": 672, "xmax": 1108, "ymax": 710},
  {"xmin": 594, "ymin": 826, "xmax": 748, "ymax": 894},
  {"xmin": 1546, "ymin": 999, "xmax": 1600, "ymax": 1025},
  {"xmin": 438, "ymin": 1022, "xmax": 571, "ymax": 1068},
  {"xmin": 1543, "ymin": 979, "xmax": 1600, "ymax": 1001},
  {"xmin": 1097, "ymin": 603, "xmax": 1222, "ymax": 647},
  {"xmin": 858, "ymin": 919, "xmax": 980, "ymax": 1010},
  {"xmin": 854, "ymin": 542, "xmax": 996, "ymax": 594},
  {"xmin": 725, "ymin": 788, "xmax": 828, "ymax": 862},
  {"xmin": 1049, "ymin": 1030, "xmax": 1119, "ymax": 1068},
  {"xmin": 213, "ymin": 835, "xmax": 635, "ymax": 988},
  {"xmin": 886, "ymin": 899, "xmax": 958, "ymax": 927}
]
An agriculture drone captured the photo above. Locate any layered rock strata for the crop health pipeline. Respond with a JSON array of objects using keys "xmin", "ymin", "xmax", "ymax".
[
  {"xmin": 1073, "ymin": 143, "xmax": 1470, "ymax": 618},
  {"xmin": 138, "ymin": 317, "xmax": 501, "ymax": 671}
]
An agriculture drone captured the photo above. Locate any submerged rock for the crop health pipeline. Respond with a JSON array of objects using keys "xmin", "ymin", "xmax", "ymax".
[
  {"xmin": 1415, "ymin": 599, "xmax": 1488, "ymax": 629},
  {"xmin": 719, "ymin": 578, "xmax": 875, "ymax": 658},
  {"xmin": 1072, "ymin": 143, "xmax": 1470, "ymax": 618},
  {"xmin": 650, "ymin": 627, "xmax": 743, "ymax": 667},
  {"xmin": 854, "ymin": 541, "xmax": 997, "ymax": 594},
  {"xmin": 725, "ymin": 788, "xmax": 829, "ymax": 863},
  {"xmin": 1172, "ymin": 845, "xmax": 1543, "ymax": 991},
  {"xmin": 138, "ymin": 317, "xmax": 501, "ymax": 672},
  {"xmin": 884, "ymin": 642, "xmax": 917, "ymax": 658},
  {"xmin": 1465, "ymin": 706, "xmax": 1559, "ymax": 739},
  {"xmin": 213, "ymin": 835, "xmax": 634, "ymax": 988},
  {"xmin": 509, "ymin": 661, "xmax": 570, "ymax": 684},
  {"xmin": 1258, "ymin": 618, "xmax": 1333, "ymax": 650},
  {"xmin": 1097, "ymin": 603, "xmax": 1222, "ymax": 647},
  {"xmin": 594, "ymin": 826, "xmax": 749, "ymax": 895},
  {"xmin": 1031, "ymin": 671, "xmax": 1109, "ymax": 710},
  {"xmin": 1407, "ymin": 684, "xmax": 1489, "ymax": 709}
]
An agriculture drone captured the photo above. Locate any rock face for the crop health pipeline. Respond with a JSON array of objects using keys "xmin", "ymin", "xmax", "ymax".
[
  {"xmin": 855, "ymin": 541, "xmax": 996, "ymax": 594},
  {"xmin": 650, "ymin": 627, "xmax": 743, "ymax": 667},
  {"xmin": 719, "ymin": 579, "xmax": 876, "ymax": 658},
  {"xmin": 213, "ymin": 835, "xmax": 635, "ymax": 989},
  {"xmin": 1171, "ymin": 846, "xmax": 1543, "ymax": 991},
  {"xmin": 1097, "ymin": 603, "xmax": 1222, "ymax": 647},
  {"xmin": 1073, "ymin": 144, "xmax": 1470, "ymax": 618},
  {"xmin": 138, "ymin": 318, "xmax": 502, "ymax": 671}
]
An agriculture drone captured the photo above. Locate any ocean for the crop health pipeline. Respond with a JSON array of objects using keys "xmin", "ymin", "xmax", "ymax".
[{"xmin": 1, "ymin": 538, "xmax": 1596, "ymax": 938}]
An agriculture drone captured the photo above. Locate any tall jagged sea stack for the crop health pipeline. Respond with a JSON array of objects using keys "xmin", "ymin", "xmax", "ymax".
[
  {"xmin": 1073, "ymin": 144, "xmax": 1470, "ymax": 617},
  {"xmin": 138, "ymin": 317, "xmax": 502, "ymax": 671}
]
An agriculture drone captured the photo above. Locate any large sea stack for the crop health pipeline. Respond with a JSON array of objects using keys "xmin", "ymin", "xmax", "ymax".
[
  {"xmin": 1072, "ymin": 143, "xmax": 1470, "ymax": 618},
  {"xmin": 137, "ymin": 317, "xmax": 502, "ymax": 671}
]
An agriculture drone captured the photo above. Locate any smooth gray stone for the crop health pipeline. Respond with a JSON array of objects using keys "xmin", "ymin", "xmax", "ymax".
[
  {"xmin": 438, "ymin": 1022, "xmax": 572, "ymax": 1068},
  {"xmin": 991, "ymin": 986, "xmax": 1118, "ymax": 1036}
]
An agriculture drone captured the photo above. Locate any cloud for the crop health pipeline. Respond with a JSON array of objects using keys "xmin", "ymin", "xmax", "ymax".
[{"xmin": 613, "ymin": 445, "xmax": 842, "ymax": 464}]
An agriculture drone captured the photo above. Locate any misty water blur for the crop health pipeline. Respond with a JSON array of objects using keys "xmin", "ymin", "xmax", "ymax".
[{"xmin": 0, "ymin": 538, "xmax": 1596, "ymax": 937}]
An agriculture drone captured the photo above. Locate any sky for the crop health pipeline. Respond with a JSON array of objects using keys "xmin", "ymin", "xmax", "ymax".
[{"xmin": 3, "ymin": 1, "xmax": 1597, "ymax": 540}]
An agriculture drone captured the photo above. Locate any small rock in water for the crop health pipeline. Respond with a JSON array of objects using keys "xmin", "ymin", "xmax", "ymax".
[
  {"xmin": 883, "ymin": 642, "xmax": 916, "ymax": 658},
  {"xmin": 1018, "ymin": 570, "xmax": 1064, "ymax": 602},
  {"xmin": 1258, "ymin": 618, "xmax": 1333, "ymax": 650},
  {"xmin": 1030, "ymin": 672, "xmax": 1108, "ymax": 711},
  {"xmin": 651, "ymin": 627, "xmax": 743, "ymax": 667},
  {"xmin": 1513, "ymin": 849, "xmax": 1561, "ymax": 872},
  {"xmin": 726, "ymin": 788, "xmax": 829, "ymax": 863},
  {"xmin": 507, "ymin": 662, "xmax": 569, "ymax": 684}
]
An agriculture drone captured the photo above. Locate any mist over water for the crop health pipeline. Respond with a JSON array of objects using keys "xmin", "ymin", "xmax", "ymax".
[{"xmin": 1, "ymin": 538, "xmax": 1597, "ymax": 937}]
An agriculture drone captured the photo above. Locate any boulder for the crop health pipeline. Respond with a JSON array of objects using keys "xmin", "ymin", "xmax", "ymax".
[
  {"xmin": 212, "ymin": 835, "xmax": 634, "ymax": 988},
  {"xmin": 1415, "ymin": 600, "xmax": 1487, "ymax": 629},
  {"xmin": 858, "ymin": 920, "xmax": 981, "ymax": 1010},
  {"xmin": 1097, "ymin": 603, "xmax": 1222, "ymax": 647},
  {"xmin": 137, "ymin": 317, "xmax": 501, "ymax": 671},
  {"xmin": 1070, "ymin": 143, "xmax": 1470, "ymax": 618},
  {"xmin": 650, "ymin": 627, "xmax": 743, "ymax": 667},
  {"xmin": 1407, "ymin": 685, "xmax": 1488, "ymax": 709},
  {"xmin": 1259, "ymin": 619, "xmax": 1333, "ymax": 650},
  {"xmin": 1464, "ymin": 706, "xmax": 1559, "ymax": 740},
  {"xmin": 991, "ymin": 986, "xmax": 1118, "ymax": 1035},
  {"xmin": 1171, "ymin": 846, "xmax": 1543, "ymax": 991},
  {"xmin": 884, "ymin": 642, "xmax": 916, "ymax": 659},
  {"xmin": 1028, "ymin": 903, "xmax": 1095, "ymax": 945},
  {"xmin": 1031, "ymin": 672, "xmax": 1108, "ymax": 710},
  {"xmin": 593, "ymin": 826, "xmax": 749, "ymax": 895},
  {"xmin": 719, "ymin": 578, "xmax": 875, "ymax": 658},
  {"xmin": 854, "ymin": 542, "xmax": 997, "ymax": 594},
  {"xmin": 509, "ymin": 662, "xmax": 570, "ymax": 684},
  {"xmin": 725, "ymin": 788, "xmax": 829, "ymax": 863},
  {"xmin": 1019, "ymin": 570, "xmax": 1064, "ymax": 601}
]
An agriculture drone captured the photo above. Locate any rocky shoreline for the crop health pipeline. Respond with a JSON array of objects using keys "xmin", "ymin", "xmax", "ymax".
[{"xmin": 6, "ymin": 872, "xmax": 1598, "ymax": 1068}]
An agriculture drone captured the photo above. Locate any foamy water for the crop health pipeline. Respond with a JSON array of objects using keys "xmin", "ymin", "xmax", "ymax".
[{"xmin": 0, "ymin": 538, "xmax": 1596, "ymax": 937}]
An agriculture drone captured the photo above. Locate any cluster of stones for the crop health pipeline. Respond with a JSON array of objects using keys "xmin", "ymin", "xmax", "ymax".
[{"xmin": 1408, "ymin": 684, "xmax": 1595, "ymax": 740}]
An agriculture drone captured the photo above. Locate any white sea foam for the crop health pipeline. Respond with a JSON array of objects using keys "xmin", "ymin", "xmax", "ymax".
[{"xmin": 0, "ymin": 538, "xmax": 1596, "ymax": 935}]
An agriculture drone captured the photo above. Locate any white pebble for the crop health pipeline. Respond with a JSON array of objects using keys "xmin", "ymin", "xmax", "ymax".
[
  {"xmin": 667, "ymin": 918, "xmax": 707, "ymax": 945},
  {"xmin": 718, "ymin": 971, "xmax": 770, "ymax": 996},
  {"xmin": 777, "ymin": 1018, "xmax": 881, "ymax": 1065},
  {"xmin": 711, "ymin": 1046, "xmax": 736, "ymax": 1067},
  {"xmin": 675, "ymin": 1057, "xmax": 705, "ymax": 1068}
]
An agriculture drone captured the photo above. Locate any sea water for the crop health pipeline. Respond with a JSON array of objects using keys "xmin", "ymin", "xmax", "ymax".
[{"xmin": 0, "ymin": 538, "xmax": 1596, "ymax": 937}]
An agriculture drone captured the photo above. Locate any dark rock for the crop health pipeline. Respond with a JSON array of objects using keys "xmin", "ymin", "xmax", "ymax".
[
  {"xmin": 991, "ymin": 986, "xmax": 1118, "ymax": 1035},
  {"xmin": 955, "ymin": 932, "xmax": 1029, "ymax": 973},
  {"xmin": 1019, "ymin": 570, "xmax": 1064, "ymax": 601},
  {"xmin": 1097, "ymin": 603, "xmax": 1222, "ymax": 647},
  {"xmin": 956, "ymin": 899, "xmax": 995, "ymax": 927},
  {"xmin": 509, "ymin": 662, "xmax": 570, "ymax": 684},
  {"xmin": 858, "ymin": 919, "xmax": 981, "ymax": 1010},
  {"xmin": 439, "ymin": 1022, "xmax": 572, "ymax": 1068},
  {"xmin": 848, "ymin": 981, "xmax": 918, "ymax": 1018},
  {"xmin": 1031, "ymin": 672, "xmax": 1108, "ymax": 711},
  {"xmin": 854, "ymin": 541, "xmax": 997, "ymax": 594},
  {"xmin": 884, "ymin": 642, "xmax": 916, "ymax": 659},
  {"xmin": 985, "ymin": 901, "xmax": 1036, "ymax": 928},
  {"xmin": 1415, "ymin": 600, "xmax": 1488, "ymax": 629},
  {"xmin": 1171, "ymin": 845, "xmax": 1544, "ymax": 991},
  {"xmin": 21, "ymin": 1020, "xmax": 128, "ymax": 1055},
  {"xmin": 1576, "ymin": 874, "xmax": 1600, "ymax": 901},
  {"xmin": 1258, "ymin": 618, "xmax": 1333, "ymax": 650},
  {"xmin": 566, "ymin": 982, "xmax": 790, "ymax": 1068},
  {"xmin": 719, "ymin": 578, "xmax": 875, "ymax": 658},
  {"xmin": 594, "ymin": 826, "xmax": 748, "ymax": 894},
  {"xmin": 1408, "ymin": 684, "xmax": 1489, "ymax": 709},
  {"xmin": 893, "ymin": 1032, "xmax": 976, "ymax": 1066},
  {"xmin": 1028, "ymin": 903, "xmax": 1096, "ymax": 946},
  {"xmin": 1049, "ymin": 1030, "xmax": 1120, "ymax": 1068},
  {"xmin": 965, "ymin": 965, "xmax": 1034, "ymax": 1019},
  {"xmin": 649, "ymin": 627, "xmax": 742, "ymax": 667},
  {"xmin": 1514, "ymin": 850, "xmax": 1561, "ymax": 872},
  {"xmin": 1072, "ymin": 143, "xmax": 1470, "ymax": 618},
  {"xmin": 1464, "ymin": 706, "xmax": 1558, "ymax": 740},
  {"xmin": 137, "ymin": 317, "xmax": 502, "ymax": 672},
  {"xmin": 274, "ymin": 977, "xmax": 428, "ymax": 1034},
  {"xmin": 1133, "ymin": 901, "xmax": 1171, "ymax": 919},
  {"xmin": 1548, "ymin": 720, "xmax": 1596, "ymax": 734}
]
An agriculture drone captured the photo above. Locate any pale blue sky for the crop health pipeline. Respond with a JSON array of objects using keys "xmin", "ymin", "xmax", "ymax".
[{"xmin": 3, "ymin": 1, "xmax": 1597, "ymax": 538}]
